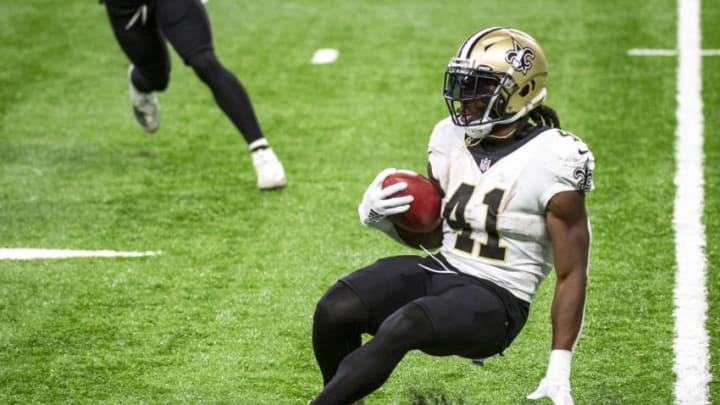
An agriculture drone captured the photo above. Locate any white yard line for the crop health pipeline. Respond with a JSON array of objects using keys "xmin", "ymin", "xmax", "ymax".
[
  {"xmin": 672, "ymin": 0, "xmax": 711, "ymax": 403},
  {"xmin": 628, "ymin": 48, "xmax": 720, "ymax": 56},
  {"xmin": 0, "ymin": 248, "xmax": 160, "ymax": 260}
]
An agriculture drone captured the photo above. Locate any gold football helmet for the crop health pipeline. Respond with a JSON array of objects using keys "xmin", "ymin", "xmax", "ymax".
[{"xmin": 443, "ymin": 27, "xmax": 548, "ymax": 139}]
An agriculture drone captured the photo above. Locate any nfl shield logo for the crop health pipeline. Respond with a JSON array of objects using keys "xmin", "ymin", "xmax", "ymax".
[{"xmin": 479, "ymin": 157, "xmax": 492, "ymax": 173}]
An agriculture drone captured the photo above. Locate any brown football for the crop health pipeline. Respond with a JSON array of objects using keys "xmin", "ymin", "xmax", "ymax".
[{"xmin": 382, "ymin": 171, "xmax": 441, "ymax": 232}]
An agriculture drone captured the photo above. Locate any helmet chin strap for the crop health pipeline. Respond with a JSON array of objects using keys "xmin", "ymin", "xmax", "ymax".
[
  {"xmin": 460, "ymin": 114, "xmax": 518, "ymax": 140},
  {"xmin": 463, "ymin": 122, "xmax": 518, "ymax": 142},
  {"xmin": 464, "ymin": 123, "xmax": 493, "ymax": 140},
  {"xmin": 458, "ymin": 88, "xmax": 547, "ymax": 141}
]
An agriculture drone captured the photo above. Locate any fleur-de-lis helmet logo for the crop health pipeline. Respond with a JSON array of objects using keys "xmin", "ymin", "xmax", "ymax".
[{"xmin": 505, "ymin": 38, "xmax": 535, "ymax": 75}]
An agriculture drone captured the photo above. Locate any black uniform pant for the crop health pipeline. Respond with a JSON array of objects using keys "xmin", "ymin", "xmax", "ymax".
[
  {"xmin": 311, "ymin": 254, "xmax": 530, "ymax": 404},
  {"xmin": 104, "ymin": 0, "xmax": 263, "ymax": 144}
]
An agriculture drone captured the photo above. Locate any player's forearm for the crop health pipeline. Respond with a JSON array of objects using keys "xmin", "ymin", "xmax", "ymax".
[
  {"xmin": 550, "ymin": 268, "xmax": 587, "ymax": 350},
  {"xmin": 395, "ymin": 223, "xmax": 443, "ymax": 249}
]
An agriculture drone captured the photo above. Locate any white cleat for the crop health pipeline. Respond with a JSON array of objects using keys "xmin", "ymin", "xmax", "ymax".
[
  {"xmin": 249, "ymin": 139, "xmax": 286, "ymax": 190},
  {"xmin": 128, "ymin": 65, "xmax": 159, "ymax": 132}
]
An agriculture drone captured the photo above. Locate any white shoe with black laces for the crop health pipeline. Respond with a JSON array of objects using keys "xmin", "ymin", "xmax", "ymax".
[
  {"xmin": 249, "ymin": 138, "xmax": 286, "ymax": 190},
  {"xmin": 128, "ymin": 65, "xmax": 159, "ymax": 132}
]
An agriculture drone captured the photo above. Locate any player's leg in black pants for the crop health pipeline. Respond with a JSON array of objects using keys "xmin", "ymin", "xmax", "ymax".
[
  {"xmin": 311, "ymin": 256, "xmax": 435, "ymax": 404},
  {"xmin": 185, "ymin": 50, "xmax": 264, "ymax": 145},
  {"xmin": 310, "ymin": 255, "xmax": 524, "ymax": 404},
  {"xmin": 312, "ymin": 282, "xmax": 367, "ymax": 386},
  {"xmin": 155, "ymin": 0, "xmax": 263, "ymax": 145},
  {"xmin": 104, "ymin": 1, "xmax": 171, "ymax": 93},
  {"xmin": 312, "ymin": 299, "xmax": 436, "ymax": 404}
]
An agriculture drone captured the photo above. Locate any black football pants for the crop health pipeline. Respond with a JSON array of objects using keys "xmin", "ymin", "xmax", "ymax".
[{"xmin": 104, "ymin": 0, "xmax": 263, "ymax": 144}]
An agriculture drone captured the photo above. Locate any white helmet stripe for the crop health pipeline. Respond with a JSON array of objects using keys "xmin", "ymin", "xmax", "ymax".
[{"xmin": 457, "ymin": 27, "xmax": 505, "ymax": 59}]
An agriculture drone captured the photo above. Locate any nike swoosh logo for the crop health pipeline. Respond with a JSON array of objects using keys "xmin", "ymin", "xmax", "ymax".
[{"xmin": 578, "ymin": 149, "xmax": 589, "ymax": 155}]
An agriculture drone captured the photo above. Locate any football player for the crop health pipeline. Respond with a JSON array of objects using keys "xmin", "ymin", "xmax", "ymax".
[
  {"xmin": 101, "ymin": 0, "xmax": 286, "ymax": 190},
  {"xmin": 310, "ymin": 27, "xmax": 593, "ymax": 405}
]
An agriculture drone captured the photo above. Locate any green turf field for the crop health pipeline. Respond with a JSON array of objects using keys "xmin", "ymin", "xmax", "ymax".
[{"xmin": 1, "ymin": 0, "xmax": 717, "ymax": 403}]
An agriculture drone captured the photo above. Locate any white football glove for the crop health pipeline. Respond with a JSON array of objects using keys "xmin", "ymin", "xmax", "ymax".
[
  {"xmin": 527, "ymin": 350, "xmax": 574, "ymax": 405},
  {"xmin": 358, "ymin": 168, "xmax": 414, "ymax": 227},
  {"xmin": 527, "ymin": 378, "xmax": 573, "ymax": 405}
]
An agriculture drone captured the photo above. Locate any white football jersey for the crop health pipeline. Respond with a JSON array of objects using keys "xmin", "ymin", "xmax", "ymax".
[{"xmin": 427, "ymin": 117, "xmax": 594, "ymax": 302}]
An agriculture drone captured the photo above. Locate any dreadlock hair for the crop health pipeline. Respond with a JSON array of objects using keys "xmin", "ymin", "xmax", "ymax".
[
  {"xmin": 528, "ymin": 104, "xmax": 561, "ymax": 128},
  {"xmin": 473, "ymin": 104, "xmax": 562, "ymax": 143},
  {"xmin": 498, "ymin": 104, "xmax": 561, "ymax": 140}
]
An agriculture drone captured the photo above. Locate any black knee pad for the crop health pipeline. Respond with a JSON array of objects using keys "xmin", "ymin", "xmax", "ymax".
[
  {"xmin": 314, "ymin": 282, "xmax": 368, "ymax": 330},
  {"xmin": 313, "ymin": 294, "xmax": 338, "ymax": 329},
  {"xmin": 374, "ymin": 303, "xmax": 434, "ymax": 349}
]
